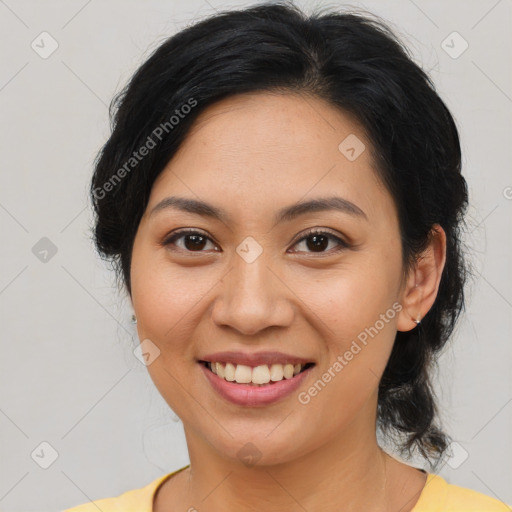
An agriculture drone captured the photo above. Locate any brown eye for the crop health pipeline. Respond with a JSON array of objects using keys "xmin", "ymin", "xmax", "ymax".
[
  {"xmin": 290, "ymin": 229, "xmax": 349, "ymax": 254},
  {"xmin": 162, "ymin": 228, "xmax": 349, "ymax": 255},
  {"xmin": 163, "ymin": 230, "xmax": 219, "ymax": 252}
]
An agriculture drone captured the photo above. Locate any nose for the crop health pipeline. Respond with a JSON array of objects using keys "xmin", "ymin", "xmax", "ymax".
[{"xmin": 211, "ymin": 250, "xmax": 295, "ymax": 336}]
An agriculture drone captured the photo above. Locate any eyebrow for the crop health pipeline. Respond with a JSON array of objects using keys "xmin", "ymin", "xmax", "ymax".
[{"xmin": 148, "ymin": 195, "xmax": 367, "ymax": 224}]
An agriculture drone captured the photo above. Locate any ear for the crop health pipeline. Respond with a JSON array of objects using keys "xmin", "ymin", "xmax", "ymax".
[{"xmin": 396, "ymin": 224, "xmax": 447, "ymax": 332}]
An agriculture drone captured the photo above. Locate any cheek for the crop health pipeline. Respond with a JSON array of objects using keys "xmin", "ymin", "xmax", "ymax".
[
  {"xmin": 130, "ymin": 244, "xmax": 214, "ymax": 345},
  {"xmin": 130, "ymin": 256, "xmax": 205, "ymax": 416},
  {"xmin": 289, "ymin": 253, "xmax": 400, "ymax": 410},
  {"xmin": 299, "ymin": 309, "xmax": 398, "ymax": 436},
  {"xmin": 289, "ymin": 255, "xmax": 401, "ymax": 340}
]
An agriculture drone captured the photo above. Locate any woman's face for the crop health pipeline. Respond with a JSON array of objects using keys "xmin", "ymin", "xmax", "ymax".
[{"xmin": 130, "ymin": 92, "xmax": 414, "ymax": 466}]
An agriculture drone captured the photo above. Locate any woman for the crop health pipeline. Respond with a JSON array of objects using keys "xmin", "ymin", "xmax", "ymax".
[{"xmin": 65, "ymin": 2, "xmax": 509, "ymax": 511}]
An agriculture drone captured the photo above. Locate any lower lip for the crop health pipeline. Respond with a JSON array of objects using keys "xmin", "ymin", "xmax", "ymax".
[{"xmin": 200, "ymin": 363, "xmax": 313, "ymax": 407}]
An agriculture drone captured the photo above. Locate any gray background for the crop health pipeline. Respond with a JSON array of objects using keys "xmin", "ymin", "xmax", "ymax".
[{"xmin": 0, "ymin": 0, "xmax": 511, "ymax": 510}]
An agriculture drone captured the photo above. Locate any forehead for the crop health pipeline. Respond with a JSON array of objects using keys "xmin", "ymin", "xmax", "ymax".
[
  {"xmin": 180, "ymin": 91, "xmax": 369, "ymax": 163},
  {"xmin": 148, "ymin": 91, "xmax": 396, "ymax": 227}
]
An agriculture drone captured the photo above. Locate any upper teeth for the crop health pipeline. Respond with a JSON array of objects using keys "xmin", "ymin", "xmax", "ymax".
[{"xmin": 207, "ymin": 362, "xmax": 305, "ymax": 385}]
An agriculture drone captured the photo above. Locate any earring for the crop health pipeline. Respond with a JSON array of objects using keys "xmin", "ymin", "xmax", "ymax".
[
  {"xmin": 414, "ymin": 316, "xmax": 421, "ymax": 325},
  {"xmin": 131, "ymin": 314, "xmax": 137, "ymax": 324}
]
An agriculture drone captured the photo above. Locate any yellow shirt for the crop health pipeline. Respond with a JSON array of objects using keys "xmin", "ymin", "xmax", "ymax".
[{"xmin": 63, "ymin": 466, "xmax": 510, "ymax": 511}]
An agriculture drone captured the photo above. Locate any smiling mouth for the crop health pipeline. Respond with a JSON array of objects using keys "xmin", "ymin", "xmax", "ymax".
[{"xmin": 200, "ymin": 361, "xmax": 315, "ymax": 386}]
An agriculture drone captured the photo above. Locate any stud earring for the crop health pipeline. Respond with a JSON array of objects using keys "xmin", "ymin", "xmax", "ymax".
[{"xmin": 414, "ymin": 316, "xmax": 421, "ymax": 325}]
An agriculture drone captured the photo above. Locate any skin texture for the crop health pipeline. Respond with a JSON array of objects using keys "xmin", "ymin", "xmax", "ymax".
[{"xmin": 129, "ymin": 92, "xmax": 447, "ymax": 511}]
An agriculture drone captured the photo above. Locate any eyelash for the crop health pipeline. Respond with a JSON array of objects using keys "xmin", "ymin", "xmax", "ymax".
[{"xmin": 162, "ymin": 228, "xmax": 350, "ymax": 255}]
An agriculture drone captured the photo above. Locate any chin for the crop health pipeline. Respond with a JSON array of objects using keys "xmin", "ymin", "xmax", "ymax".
[{"xmin": 194, "ymin": 422, "xmax": 316, "ymax": 469}]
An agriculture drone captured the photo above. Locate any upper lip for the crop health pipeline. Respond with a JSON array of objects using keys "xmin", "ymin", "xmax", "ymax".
[{"xmin": 199, "ymin": 351, "xmax": 315, "ymax": 367}]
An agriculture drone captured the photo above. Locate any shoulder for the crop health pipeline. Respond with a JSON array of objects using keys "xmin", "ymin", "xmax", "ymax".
[
  {"xmin": 414, "ymin": 473, "xmax": 511, "ymax": 511},
  {"xmin": 62, "ymin": 471, "xmax": 179, "ymax": 512}
]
